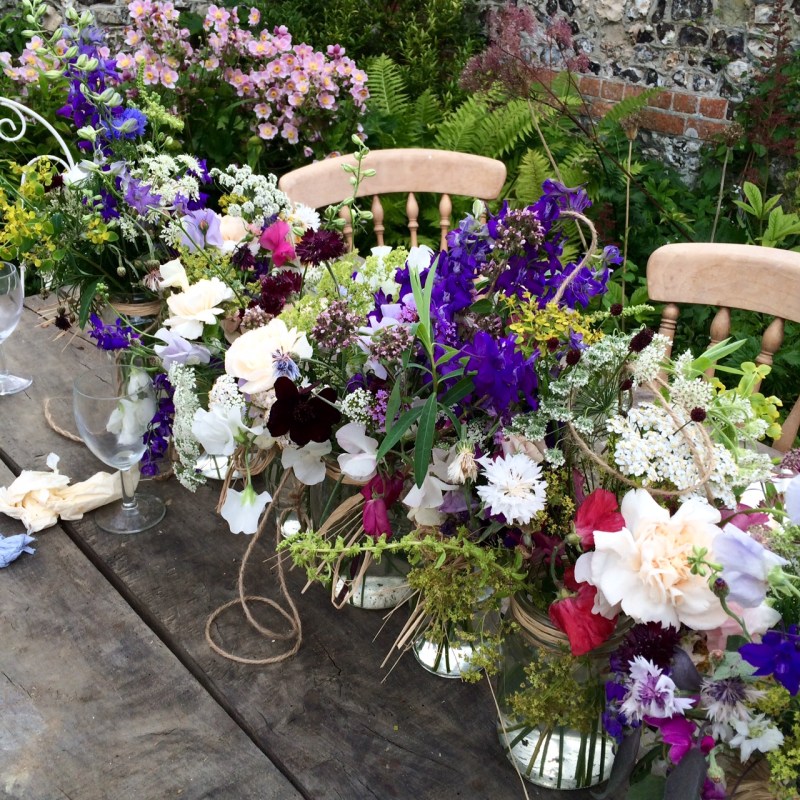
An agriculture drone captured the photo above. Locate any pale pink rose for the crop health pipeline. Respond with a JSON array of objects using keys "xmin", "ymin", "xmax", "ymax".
[{"xmin": 574, "ymin": 489, "xmax": 729, "ymax": 630}]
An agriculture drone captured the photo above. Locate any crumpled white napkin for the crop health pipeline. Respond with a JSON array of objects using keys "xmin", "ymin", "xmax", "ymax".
[{"xmin": 0, "ymin": 453, "xmax": 125, "ymax": 533}]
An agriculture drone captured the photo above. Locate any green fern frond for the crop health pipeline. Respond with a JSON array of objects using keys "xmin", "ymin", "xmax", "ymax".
[
  {"xmin": 513, "ymin": 149, "xmax": 552, "ymax": 204},
  {"xmin": 365, "ymin": 54, "xmax": 410, "ymax": 118},
  {"xmin": 433, "ymin": 96, "xmax": 487, "ymax": 152},
  {"xmin": 407, "ymin": 89, "xmax": 443, "ymax": 146},
  {"xmin": 476, "ymin": 99, "xmax": 535, "ymax": 158},
  {"xmin": 597, "ymin": 90, "xmax": 660, "ymax": 131}
]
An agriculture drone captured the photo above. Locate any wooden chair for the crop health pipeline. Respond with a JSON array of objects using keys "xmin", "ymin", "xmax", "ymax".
[
  {"xmin": 646, "ymin": 242, "xmax": 800, "ymax": 452},
  {"xmin": 278, "ymin": 148, "xmax": 507, "ymax": 251}
]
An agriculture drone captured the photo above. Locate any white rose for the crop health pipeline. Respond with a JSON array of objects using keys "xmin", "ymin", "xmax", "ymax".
[
  {"xmin": 163, "ymin": 277, "xmax": 234, "ymax": 340},
  {"xmin": 224, "ymin": 318, "xmax": 312, "ymax": 395}
]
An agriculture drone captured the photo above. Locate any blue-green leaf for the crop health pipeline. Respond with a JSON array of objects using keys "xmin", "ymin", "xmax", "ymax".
[{"xmin": 375, "ymin": 405, "xmax": 424, "ymax": 461}]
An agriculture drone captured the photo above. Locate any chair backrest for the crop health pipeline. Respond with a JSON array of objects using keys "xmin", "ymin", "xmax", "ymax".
[
  {"xmin": 278, "ymin": 148, "xmax": 507, "ymax": 251},
  {"xmin": 646, "ymin": 241, "xmax": 800, "ymax": 452}
]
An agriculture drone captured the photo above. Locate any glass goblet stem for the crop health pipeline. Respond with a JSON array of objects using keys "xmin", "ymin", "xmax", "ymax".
[{"xmin": 120, "ymin": 468, "xmax": 139, "ymax": 512}]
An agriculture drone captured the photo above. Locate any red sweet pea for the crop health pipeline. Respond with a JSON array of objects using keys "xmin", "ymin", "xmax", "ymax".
[
  {"xmin": 574, "ymin": 488, "xmax": 624, "ymax": 549},
  {"xmin": 549, "ymin": 581, "xmax": 618, "ymax": 656},
  {"xmin": 259, "ymin": 219, "xmax": 296, "ymax": 267},
  {"xmin": 361, "ymin": 473, "xmax": 405, "ymax": 539}
]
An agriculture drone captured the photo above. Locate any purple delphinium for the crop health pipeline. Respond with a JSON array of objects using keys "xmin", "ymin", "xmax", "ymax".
[
  {"xmin": 740, "ymin": 626, "xmax": 800, "ymax": 695},
  {"xmin": 466, "ymin": 331, "xmax": 538, "ymax": 414},
  {"xmin": 140, "ymin": 372, "xmax": 174, "ymax": 477},
  {"xmin": 87, "ymin": 314, "xmax": 140, "ymax": 350}
]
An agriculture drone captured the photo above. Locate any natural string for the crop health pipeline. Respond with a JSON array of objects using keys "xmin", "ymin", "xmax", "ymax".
[
  {"xmin": 42, "ymin": 396, "xmax": 83, "ymax": 442},
  {"xmin": 205, "ymin": 466, "xmax": 304, "ymax": 665}
]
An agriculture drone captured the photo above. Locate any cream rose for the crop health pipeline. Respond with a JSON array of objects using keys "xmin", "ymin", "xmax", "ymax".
[
  {"xmin": 219, "ymin": 215, "xmax": 249, "ymax": 252},
  {"xmin": 574, "ymin": 489, "xmax": 729, "ymax": 630},
  {"xmin": 224, "ymin": 318, "xmax": 312, "ymax": 395},
  {"xmin": 163, "ymin": 277, "xmax": 234, "ymax": 340}
]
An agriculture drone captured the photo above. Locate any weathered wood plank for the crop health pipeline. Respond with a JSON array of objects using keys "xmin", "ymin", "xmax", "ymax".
[
  {"xmin": 1, "ymin": 306, "xmax": 603, "ymax": 800},
  {"xmin": 0, "ymin": 460, "xmax": 302, "ymax": 800}
]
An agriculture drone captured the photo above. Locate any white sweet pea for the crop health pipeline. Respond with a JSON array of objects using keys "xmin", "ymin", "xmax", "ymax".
[
  {"xmin": 403, "ymin": 448, "xmax": 457, "ymax": 526},
  {"xmin": 163, "ymin": 277, "xmax": 234, "ymax": 340},
  {"xmin": 62, "ymin": 161, "xmax": 93, "ymax": 186},
  {"xmin": 220, "ymin": 483, "xmax": 272, "ymax": 535},
  {"xmin": 406, "ymin": 244, "xmax": 434, "ymax": 273},
  {"xmin": 191, "ymin": 405, "xmax": 252, "ymax": 457},
  {"xmin": 281, "ymin": 441, "xmax": 331, "ymax": 485},
  {"xmin": 106, "ymin": 373, "xmax": 156, "ymax": 446},
  {"xmin": 158, "ymin": 258, "xmax": 190, "ymax": 292},
  {"xmin": 336, "ymin": 422, "xmax": 378, "ymax": 481}
]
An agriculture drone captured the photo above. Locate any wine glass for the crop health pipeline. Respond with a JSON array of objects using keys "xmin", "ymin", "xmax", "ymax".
[
  {"xmin": 73, "ymin": 365, "xmax": 166, "ymax": 534},
  {"xmin": 0, "ymin": 262, "xmax": 32, "ymax": 395}
]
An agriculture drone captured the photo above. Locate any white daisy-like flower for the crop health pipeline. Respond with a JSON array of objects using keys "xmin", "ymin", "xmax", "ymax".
[
  {"xmin": 476, "ymin": 453, "xmax": 547, "ymax": 525},
  {"xmin": 291, "ymin": 203, "xmax": 321, "ymax": 232},
  {"xmin": 729, "ymin": 713, "xmax": 784, "ymax": 762}
]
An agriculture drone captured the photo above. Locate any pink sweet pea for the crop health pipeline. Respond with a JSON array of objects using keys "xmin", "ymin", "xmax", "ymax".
[
  {"xmin": 646, "ymin": 715, "xmax": 715, "ymax": 764},
  {"xmin": 574, "ymin": 487, "xmax": 624, "ymax": 549},
  {"xmin": 259, "ymin": 219, "xmax": 296, "ymax": 266},
  {"xmin": 361, "ymin": 473, "xmax": 404, "ymax": 539}
]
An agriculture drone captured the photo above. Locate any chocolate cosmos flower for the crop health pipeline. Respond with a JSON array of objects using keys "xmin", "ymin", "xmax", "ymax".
[{"xmin": 267, "ymin": 377, "xmax": 341, "ymax": 446}]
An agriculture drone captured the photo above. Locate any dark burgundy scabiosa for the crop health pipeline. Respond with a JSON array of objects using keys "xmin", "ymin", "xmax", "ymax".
[
  {"xmin": 610, "ymin": 303, "xmax": 623, "ymax": 316},
  {"xmin": 295, "ymin": 228, "xmax": 346, "ymax": 265},
  {"xmin": 609, "ymin": 622, "xmax": 683, "ymax": 675},
  {"xmin": 258, "ymin": 270, "xmax": 302, "ymax": 316},
  {"xmin": 629, "ymin": 327, "xmax": 655, "ymax": 353},
  {"xmin": 690, "ymin": 407, "xmax": 708, "ymax": 423},
  {"xmin": 267, "ymin": 377, "xmax": 341, "ymax": 446}
]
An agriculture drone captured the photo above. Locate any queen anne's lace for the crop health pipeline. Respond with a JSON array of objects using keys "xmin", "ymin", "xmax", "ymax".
[{"xmin": 168, "ymin": 363, "xmax": 205, "ymax": 490}]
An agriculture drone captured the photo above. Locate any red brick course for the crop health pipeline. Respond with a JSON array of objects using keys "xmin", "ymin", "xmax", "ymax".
[{"xmin": 572, "ymin": 72, "xmax": 732, "ymax": 141}]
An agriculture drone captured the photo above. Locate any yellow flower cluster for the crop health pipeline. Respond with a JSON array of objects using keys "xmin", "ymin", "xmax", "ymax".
[{"xmin": 507, "ymin": 296, "xmax": 603, "ymax": 357}]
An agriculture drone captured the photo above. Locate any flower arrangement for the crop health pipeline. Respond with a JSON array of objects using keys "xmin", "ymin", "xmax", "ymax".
[{"xmin": 81, "ymin": 147, "xmax": 800, "ymax": 795}]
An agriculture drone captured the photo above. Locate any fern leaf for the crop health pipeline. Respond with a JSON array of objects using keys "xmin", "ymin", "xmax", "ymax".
[
  {"xmin": 513, "ymin": 149, "xmax": 552, "ymax": 204},
  {"xmin": 476, "ymin": 99, "xmax": 535, "ymax": 158},
  {"xmin": 433, "ymin": 96, "xmax": 487, "ymax": 153},
  {"xmin": 407, "ymin": 89, "xmax": 443, "ymax": 146},
  {"xmin": 597, "ymin": 89, "xmax": 660, "ymax": 131},
  {"xmin": 365, "ymin": 55, "xmax": 410, "ymax": 118}
]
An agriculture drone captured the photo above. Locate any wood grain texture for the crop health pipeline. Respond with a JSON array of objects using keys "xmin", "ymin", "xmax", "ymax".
[
  {"xmin": 0, "ymin": 459, "xmax": 301, "ymax": 800},
  {"xmin": 1, "ymin": 306, "xmax": 605, "ymax": 800}
]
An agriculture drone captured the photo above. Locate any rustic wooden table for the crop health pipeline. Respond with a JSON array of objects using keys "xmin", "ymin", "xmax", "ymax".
[{"xmin": 0, "ymin": 301, "xmax": 603, "ymax": 800}]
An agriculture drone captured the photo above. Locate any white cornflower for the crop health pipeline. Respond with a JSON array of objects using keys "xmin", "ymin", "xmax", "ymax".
[
  {"xmin": 700, "ymin": 677, "xmax": 764, "ymax": 726},
  {"xmin": 290, "ymin": 203, "xmax": 321, "ymax": 231},
  {"xmin": 476, "ymin": 453, "xmax": 547, "ymax": 525},
  {"xmin": 620, "ymin": 657, "xmax": 695, "ymax": 722},
  {"xmin": 729, "ymin": 714, "xmax": 784, "ymax": 762}
]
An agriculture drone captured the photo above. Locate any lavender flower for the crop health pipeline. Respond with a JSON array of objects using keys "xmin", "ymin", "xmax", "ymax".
[
  {"xmin": 179, "ymin": 209, "xmax": 224, "ymax": 253},
  {"xmin": 153, "ymin": 328, "xmax": 212, "ymax": 370}
]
